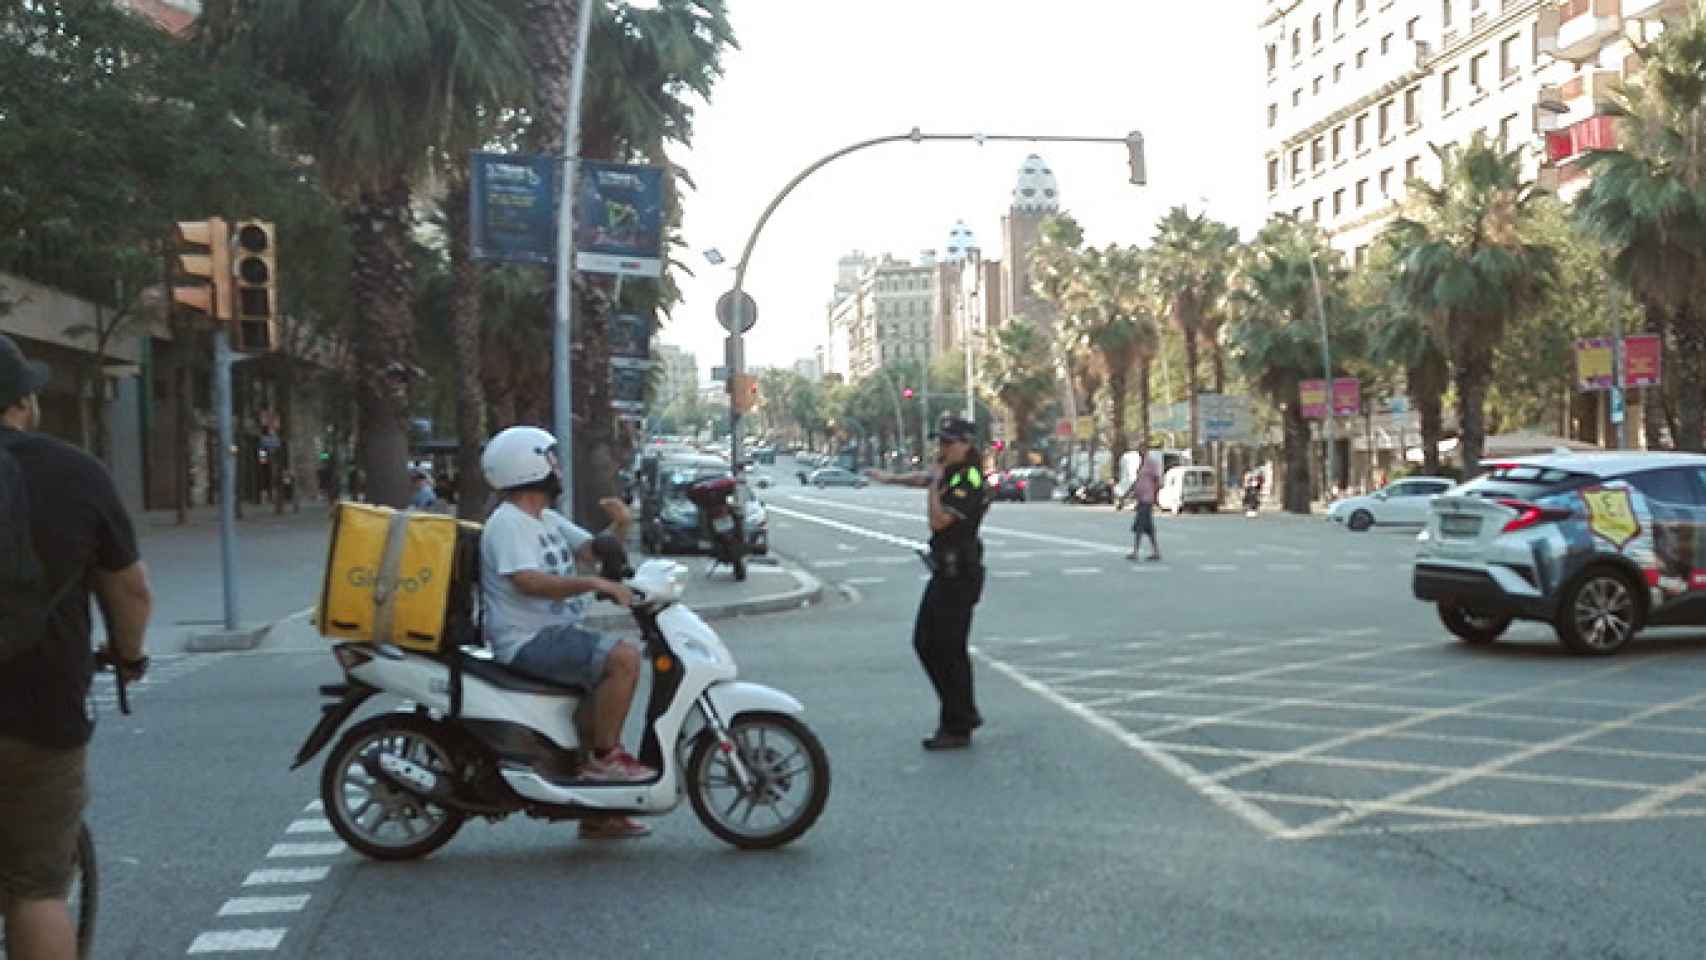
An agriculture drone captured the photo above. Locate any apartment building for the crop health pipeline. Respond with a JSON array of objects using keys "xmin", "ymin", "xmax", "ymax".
[
  {"xmin": 1262, "ymin": 0, "xmax": 1555, "ymax": 261},
  {"xmin": 829, "ymin": 255, "xmax": 936, "ymax": 380}
]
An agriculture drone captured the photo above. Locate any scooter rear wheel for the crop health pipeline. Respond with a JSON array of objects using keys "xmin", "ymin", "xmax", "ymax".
[
  {"xmin": 321, "ymin": 714, "xmax": 466, "ymax": 861},
  {"xmin": 687, "ymin": 712, "xmax": 830, "ymax": 850}
]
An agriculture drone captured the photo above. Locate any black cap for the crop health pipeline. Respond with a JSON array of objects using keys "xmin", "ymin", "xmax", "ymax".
[
  {"xmin": 932, "ymin": 415, "xmax": 976, "ymax": 443},
  {"xmin": 0, "ymin": 334, "xmax": 50, "ymax": 410}
]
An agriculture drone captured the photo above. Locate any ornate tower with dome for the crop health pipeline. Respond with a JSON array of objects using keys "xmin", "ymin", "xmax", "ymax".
[{"xmin": 1000, "ymin": 155, "xmax": 1060, "ymax": 340}]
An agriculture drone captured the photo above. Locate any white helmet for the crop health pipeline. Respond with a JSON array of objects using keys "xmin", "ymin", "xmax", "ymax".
[{"xmin": 481, "ymin": 426, "xmax": 560, "ymax": 491}]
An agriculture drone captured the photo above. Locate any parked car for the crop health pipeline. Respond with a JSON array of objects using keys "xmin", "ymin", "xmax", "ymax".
[
  {"xmin": 1158, "ymin": 465, "xmax": 1219, "ymax": 514},
  {"xmin": 1329, "ymin": 477, "xmax": 1455, "ymax": 531},
  {"xmin": 641, "ymin": 455, "xmax": 769, "ymax": 556},
  {"xmin": 993, "ymin": 467, "xmax": 1056, "ymax": 502},
  {"xmin": 808, "ymin": 467, "xmax": 867, "ymax": 488},
  {"xmin": 1414, "ymin": 451, "xmax": 1706, "ymax": 655}
]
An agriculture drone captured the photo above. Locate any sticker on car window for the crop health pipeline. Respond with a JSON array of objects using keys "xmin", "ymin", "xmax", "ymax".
[{"xmin": 1581, "ymin": 487, "xmax": 1640, "ymax": 550}]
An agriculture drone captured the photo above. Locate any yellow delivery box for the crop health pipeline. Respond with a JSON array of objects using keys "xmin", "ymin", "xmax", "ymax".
[{"xmin": 317, "ymin": 503, "xmax": 482, "ymax": 653}]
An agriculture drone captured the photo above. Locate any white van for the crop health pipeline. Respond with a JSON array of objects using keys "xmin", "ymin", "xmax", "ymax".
[{"xmin": 1158, "ymin": 465, "xmax": 1219, "ymax": 514}]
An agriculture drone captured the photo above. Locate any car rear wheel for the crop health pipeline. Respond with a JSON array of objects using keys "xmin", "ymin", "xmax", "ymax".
[
  {"xmin": 1557, "ymin": 568, "xmax": 1640, "ymax": 655},
  {"xmin": 1438, "ymin": 604, "xmax": 1512, "ymax": 644},
  {"xmin": 1348, "ymin": 509, "xmax": 1373, "ymax": 532}
]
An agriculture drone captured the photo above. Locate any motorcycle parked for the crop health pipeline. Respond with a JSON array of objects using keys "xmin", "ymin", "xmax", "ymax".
[
  {"xmin": 1242, "ymin": 473, "xmax": 1264, "ymax": 518},
  {"xmin": 1066, "ymin": 478, "xmax": 1115, "ymax": 505},
  {"xmin": 686, "ymin": 475, "xmax": 747, "ymax": 581},
  {"xmin": 292, "ymin": 535, "xmax": 831, "ymax": 859}
]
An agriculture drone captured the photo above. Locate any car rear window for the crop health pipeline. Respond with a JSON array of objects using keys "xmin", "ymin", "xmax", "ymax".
[{"xmin": 1455, "ymin": 466, "xmax": 1595, "ymax": 501}]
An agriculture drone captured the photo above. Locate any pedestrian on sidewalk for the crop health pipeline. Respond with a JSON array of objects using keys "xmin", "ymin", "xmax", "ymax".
[
  {"xmin": 913, "ymin": 415, "xmax": 990, "ymax": 751},
  {"xmin": 1126, "ymin": 438, "xmax": 1162, "ymax": 562},
  {"xmin": 0, "ymin": 334, "xmax": 153, "ymax": 960}
]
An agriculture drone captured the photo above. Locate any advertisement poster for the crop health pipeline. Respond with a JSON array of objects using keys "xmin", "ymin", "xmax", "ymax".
[
  {"xmin": 610, "ymin": 359, "xmax": 649, "ymax": 413},
  {"xmin": 609, "ymin": 312, "xmax": 654, "ymax": 361},
  {"xmin": 1331, "ymin": 377, "xmax": 1361, "ymax": 417},
  {"xmin": 1576, "ymin": 335, "xmax": 1662, "ymax": 390},
  {"xmin": 1300, "ymin": 379, "xmax": 1328, "ymax": 419},
  {"xmin": 574, "ymin": 161, "xmax": 665, "ymax": 277},
  {"xmin": 469, "ymin": 152, "xmax": 556, "ymax": 264}
]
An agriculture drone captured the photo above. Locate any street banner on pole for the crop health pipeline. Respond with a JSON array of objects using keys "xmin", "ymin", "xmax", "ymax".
[
  {"xmin": 1074, "ymin": 416, "xmax": 1094, "ymax": 441},
  {"xmin": 575, "ymin": 161, "xmax": 665, "ymax": 277},
  {"xmin": 1575, "ymin": 338, "xmax": 1615, "ymax": 390},
  {"xmin": 469, "ymin": 152, "xmax": 557, "ymax": 264},
  {"xmin": 1331, "ymin": 377, "xmax": 1361, "ymax": 417},
  {"xmin": 1198, "ymin": 393, "xmax": 1254, "ymax": 441},
  {"xmin": 1576, "ymin": 335, "xmax": 1661, "ymax": 390},
  {"xmin": 1300, "ymin": 379, "xmax": 1328, "ymax": 419},
  {"xmin": 609, "ymin": 311, "xmax": 654, "ymax": 361},
  {"xmin": 610, "ymin": 359, "xmax": 649, "ymax": 413}
]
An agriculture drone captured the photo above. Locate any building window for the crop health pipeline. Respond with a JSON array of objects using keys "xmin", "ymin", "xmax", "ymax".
[
  {"xmin": 1268, "ymin": 103, "xmax": 1278, "ymax": 127},
  {"xmin": 1313, "ymin": 75, "xmax": 1323, "ymax": 95},
  {"xmin": 1268, "ymin": 158, "xmax": 1280, "ymax": 192},
  {"xmin": 1291, "ymin": 147, "xmax": 1304, "ymax": 177},
  {"xmin": 1333, "ymin": 188, "xmax": 1346, "ymax": 215},
  {"xmin": 1332, "ymin": 125, "xmax": 1344, "ymax": 159},
  {"xmin": 1379, "ymin": 100, "xmax": 1393, "ymax": 140},
  {"xmin": 1312, "ymin": 137, "xmax": 1324, "ymax": 170},
  {"xmin": 1381, "ymin": 33, "xmax": 1393, "ymax": 54},
  {"xmin": 1500, "ymin": 33, "xmax": 1520, "ymax": 79},
  {"xmin": 1355, "ymin": 245, "xmax": 1370, "ymax": 267},
  {"xmin": 1267, "ymin": 43, "xmax": 1278, "ymax": 72},
  {"xmin": 1293, "ymin": 29, "xmax": 1302, "ymax": 58},
  {"xmin": 1356, "ymin": 178, "xmax": 1368, "ymax": 207},
  {"xmin": 1498, "ymin": 112, "xmax": 1518, "ymax": 145},
  {"xmin": 1333, "ymin": 0, "xmax": 1343, "ymax": 33},
  {"xmin": 1354, "ymin": 113, "xmax": 1367, "ymax": 150},
  {"xmin": 1442, "ymin": 0, "xmax": 1453, "ymax": 29},
  {"xmin": 1334, "ymin": 63, "xmax": 1344, "ymax": 84},
  {"xmin": 1406, "ymin": 155, "xmax": 1421, "ymax": 182},
  {"xmin": 1380, "ymin": 167, "xmax": 1394, "ymax": 196},
  {"xmin": 1470, "ymin": 52, "xmax": 1488, "ymax": 91},
  {"xmin": 1406, "ymin": 16, "xmax": 1420, "ymax": 40},
  {"xmin": 1356, "ymin": 0, "xmax": 1367, "ymax": 14},
  {"xmin": 1293, "ymin": 87, "xmax": 1302, "ymax": 106},
  {"xmin": 1442, "ymin": 67, "xmax": 1457, "ymax": 111},
  {"xmin": 1405, "ymin": 85, "xmax": 1421, "ymax": 125},
  {"xmin": 1356, "ymin": 48, "xmax": 1368, "ymax": 69},
  {"xmin": 1312, "ymin": 198, "xmax": 1324, "ymax": 221},
  {"xmin": 1312, "ymin": 15, "xmax": 1322, "ymax": 46}
]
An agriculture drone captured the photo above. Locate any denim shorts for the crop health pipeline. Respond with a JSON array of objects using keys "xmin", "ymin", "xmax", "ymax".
[{"xmin": 508, "ymin": 624, "xmax": 617, "ymax": 690}]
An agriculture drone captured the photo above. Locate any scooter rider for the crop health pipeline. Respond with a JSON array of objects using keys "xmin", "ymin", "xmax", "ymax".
[
  {"xmin": 913, "ymin": 415, "xmax": 990, "ymax": 751},
  {"xmin": 479, "ymin": 426, "xmax": 654, "ymax": 839}
]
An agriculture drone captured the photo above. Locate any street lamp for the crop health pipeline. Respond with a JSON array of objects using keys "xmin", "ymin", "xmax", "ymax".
[{"xmin": 1305, "ymin": 251, "xmax": 1335, "ymax": 502}]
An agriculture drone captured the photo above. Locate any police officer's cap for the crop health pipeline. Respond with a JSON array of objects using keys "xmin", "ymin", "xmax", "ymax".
[{"xmin": 931, "ymin": 415, "xmax": 976, "ymax": 443}]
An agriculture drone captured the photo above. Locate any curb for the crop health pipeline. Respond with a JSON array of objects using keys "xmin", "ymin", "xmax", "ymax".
[
  {"xmin": 584, "ymin": 553, "xmax": 825, "ymax": 630},
  {"xmin": 184, "ymin": 623, "xmax": 273, "ymax": 653}
]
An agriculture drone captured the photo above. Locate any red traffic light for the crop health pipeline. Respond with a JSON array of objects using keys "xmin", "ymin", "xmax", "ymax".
[{"xmin": 902, "ymin": 387, "xmax": 915, "ymax": 399}]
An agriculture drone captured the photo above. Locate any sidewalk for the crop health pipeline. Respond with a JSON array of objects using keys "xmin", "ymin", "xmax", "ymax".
[{"xmin": 138, "ymin": 503, "xmax": 822, "ymax": 653}]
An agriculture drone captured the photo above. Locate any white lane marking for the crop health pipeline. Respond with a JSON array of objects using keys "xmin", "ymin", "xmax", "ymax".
[
  {"xmin": 303, "ymin": 800, "xmax": 323, "ymax": 812},
  {"xmin": 811, "ymin": 560, "xmax": 849, "ymax": 568},
  {"xmin": 976, "ymin": 647, "xmax": 1290, "ymax": 838},
  {"xmin": 992, "ymin": 571, "xmax": 1032, "ymax": 579},
  {"xmin": 266, "ymin": 841, "xmax": 345, "ymax": 858},
  {"xmin": 844, "ymin": 577, "xmax": 888, "ymax": 586},
  {"xmin": 1266, "ymin": 563, "xmax": 1304, "ymax": 572},
  {"xmin": 219, "ymin": 895, "xmax": 311, "ymax": 917},
  {"xmin": 781, "ymin": 495, "xmax": 1119, "ymax": 554},
  {"xmin": 187, "ymin": 929, "xmax": 288, "ymax": 953},
  {"xmin": 1614, "ymin": 769, "xmax": 1706, "ymax": 819},
  {"xmin": 284, "ymin": 818, "xmax": 332, "ymax": 834},
  {"xmin": 837, "ymin": 542, "xmax": 858, "ymax": 552},
  {"xmin": 767, "ymin": 504, "xmax": 926, "ymax": 551},
  {"xmin": 243, "ymin": 867, "xmax": 329, "ymax": 886},
  {"xmin": 1063, "ymin": 567, "xmax": 1102, "ymax": 575},
  {"xmin": 1199, "ymin": 564, "xmax": 1239, "ymax": 573}
]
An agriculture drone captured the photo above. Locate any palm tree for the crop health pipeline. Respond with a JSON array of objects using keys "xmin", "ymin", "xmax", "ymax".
[
  {"xmin": 984, "ymin": 319, "xmax": 1057, "ymax": 459},
  {"xmin": 1151, "ymin": 206, "xmax": 1239, "ymax": 453},
  {"xmin": 1228, "ymin": 218, "xmax": 1359, "ymax": 514},
  {"xmin": 1360, "ymin": 236, "xmax": 1448, "ymax": 474},
  {"xmin": 1386, "ymin": 132, "xmax": 1556, "ymax": 475},
  {"xmin": 200, "ymin": 0, "xmax": 533, "ymax": 507},
  {"xmin": 1575, "ymin": 11, "xmax": 1706, "ymax": 452}
]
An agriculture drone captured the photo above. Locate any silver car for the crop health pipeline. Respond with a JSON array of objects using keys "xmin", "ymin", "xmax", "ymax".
[
  {"xmin": 1328, "ymin": 477, "xmax": 1454, "ymax": 531},
  {"xmin": 1413, "ymin": 452, "xmax": 1706, "ymax": 655}
]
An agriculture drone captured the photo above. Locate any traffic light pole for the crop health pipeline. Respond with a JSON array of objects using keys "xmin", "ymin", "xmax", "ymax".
[
  {"xmin": 213, "ymin": 328, "xmax": 240, "ymax": 631},
  {"xmin": 726, "ymin": 128, "xmax": 1145, "ymax": 476}
]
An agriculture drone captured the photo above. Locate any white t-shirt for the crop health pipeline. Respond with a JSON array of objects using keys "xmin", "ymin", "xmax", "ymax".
[{"xmin": 480, "ymin": 502, "xmax": 593, "ymax": 662}]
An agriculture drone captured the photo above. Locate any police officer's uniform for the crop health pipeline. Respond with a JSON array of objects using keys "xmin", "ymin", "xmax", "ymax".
[{"xmin": 913, "ymin": 417, "xmax": 990, "ymax": 750}]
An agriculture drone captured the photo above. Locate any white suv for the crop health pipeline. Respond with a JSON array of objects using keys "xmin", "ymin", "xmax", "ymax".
[{"xmin": 1414, "ymin": 452, "xmax": 1706, "ymax": 655}]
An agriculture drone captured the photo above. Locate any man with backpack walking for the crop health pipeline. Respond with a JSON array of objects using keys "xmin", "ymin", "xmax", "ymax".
[{"xmin": 0, "ymin": 334, "xmax": 152, "ymax": 960}]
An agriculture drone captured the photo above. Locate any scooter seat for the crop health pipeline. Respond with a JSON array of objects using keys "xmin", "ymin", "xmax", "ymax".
[{"xmin": 459, "ymin": 651, "xmax": 585, "ymax": 696}]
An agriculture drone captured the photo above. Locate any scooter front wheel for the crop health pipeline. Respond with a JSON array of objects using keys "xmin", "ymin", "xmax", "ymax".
[{"xmin": 687, "ymin": 712, "xmax": 830, "ymax": 850}]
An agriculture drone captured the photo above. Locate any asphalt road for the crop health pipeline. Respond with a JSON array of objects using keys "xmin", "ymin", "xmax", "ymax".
[{"xmin": 81, "ymin": 459, "xmax": 1706, "ymax": 958}]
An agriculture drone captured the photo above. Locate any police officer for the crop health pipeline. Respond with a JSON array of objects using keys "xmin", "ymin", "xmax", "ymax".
[{"xmin": 914, "ymin": 415, "xmax": 990, "ymax": 750}]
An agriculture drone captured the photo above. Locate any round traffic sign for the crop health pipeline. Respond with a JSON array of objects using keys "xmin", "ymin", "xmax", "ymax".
[{"xmin": 716, "ymin": 290, "xmax": 758, "ymax": 334}]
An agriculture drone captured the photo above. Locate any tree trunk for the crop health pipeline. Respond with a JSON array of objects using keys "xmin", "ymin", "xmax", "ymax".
[
  {"xmin": 1671, "ymin": 313, "xmax": 1706, "ymax": 453},
  {"xmin": 1409, "ymin": 358, "xmax": 1445, "ymax": 476},
  {"xmin": 346, "ymin": 182, "xmax": 418, "ymax": 508},
  {"xmin": 571, "ymin": 281, "xmax": 620, "ymax": 524},
  {"xmin": 1136, "ymin": 359, "xmax": 1152, "ymax": 439},
  {"xmin": 1281, "ymin": 397, "xmax": 1312, "ymax": 514},
  {"xmin": 1182, "ymin": 326, "xmax": 1201, "ymax": 456},
  {"xmin": 1107, "ymin": 367, "xmax": 1129, "ymax": 475},
  {"xmin": 1643, "ymin": 305, "xmax": 1672, "ymax": 450},
  {"xmin": 445, "ymin": 175, "xmax": 491, "ymax": 521},
  {"xmin": 1454, "ymin": 352, "xmax": 1493, "ymax": 477}
]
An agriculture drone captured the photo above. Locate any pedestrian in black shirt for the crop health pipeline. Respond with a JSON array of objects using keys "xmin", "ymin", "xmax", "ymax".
[
  {"xmin": 0, "ymin": 334, "xmax": 152, "ymax": 959},
  {"xmin": 913, "ymin": 415, "xmax": 990, "ymax": 751}
]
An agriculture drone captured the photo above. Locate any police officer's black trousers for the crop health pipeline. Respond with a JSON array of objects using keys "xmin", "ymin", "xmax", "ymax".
[{"xmin": 913, "ymin": 568, "xmax": 984, "ymax": 735}]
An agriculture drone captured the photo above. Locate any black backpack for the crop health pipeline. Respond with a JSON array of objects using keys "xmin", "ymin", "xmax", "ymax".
[{"xmin": 0, "ymin": 432, "xmax": 69, "ymax": 663}]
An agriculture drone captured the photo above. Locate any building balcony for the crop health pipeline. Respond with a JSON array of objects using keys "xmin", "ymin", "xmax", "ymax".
[
  {"xmin": 1540, "ymin": 0, "xmax": 1623, "ymax": 61},
  {"xmin": 1544, "ymin": 114, "xmax": 1619, "ymax": 164},
  {"xmin": 1623, "ymin": 0, "xmax": 1685, "ymax": 20}
]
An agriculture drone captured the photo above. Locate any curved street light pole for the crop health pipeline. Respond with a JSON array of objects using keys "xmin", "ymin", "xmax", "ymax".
[
  {"xmin": 1306, "ymin": 253, "xmax": 1335, "ymax": 504},
  {"xmin": 726, "ymin": 128, "xmax": 1146, "ymax": 474}
]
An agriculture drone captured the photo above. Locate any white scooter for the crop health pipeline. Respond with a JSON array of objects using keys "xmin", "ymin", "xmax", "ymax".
[{"xmin": 291, "ymin": 536, "xmax": 830, "ymax": 860}]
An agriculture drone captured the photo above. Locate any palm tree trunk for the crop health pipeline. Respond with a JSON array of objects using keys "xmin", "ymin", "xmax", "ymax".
[
  {"xmin": 1453, "ymin": 353, "xmax": 1494, "ymax": 477},
  {"xmin": 1281, "ymin": 395, "xmax": 1312, "ymax": 513},
  {"xmin": 347, "ymin": 182, "xmax": 418, "ymax": 508},
  {"xmin": 1642, "ymin": 306, "xmax": 1672, "ymax": 450},
  {"xmin": 445, "ymin": 175, "xmax": 491, "ymax": 520},
  {"xmin": 1182, "ymin": 326, "xmax": 1201, "ymax": 455},
  {"xmin": 1409, "ymin": 357, "xmax": 1445, "ymax": 475},
  {"xmin": 1672, "ymin": 312, "xmax": 1706, "ymax": 453},
  {"xmin": 1136, "ymin": 358, "xmax": 1152, "ymax": 439},
  {"xmin": 1107, "ymin": 367, "xmax": 1129, "ymax": 470}
]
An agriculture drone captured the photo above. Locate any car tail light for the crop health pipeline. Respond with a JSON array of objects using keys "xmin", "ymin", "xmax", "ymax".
[{"xmin": 1497, "ymin": 498, "xmax": 1569, "ymax": 533}]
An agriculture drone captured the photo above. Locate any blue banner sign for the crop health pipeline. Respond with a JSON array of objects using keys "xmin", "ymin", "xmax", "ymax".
[
  {"xmin": 470, "ymin": 152, "xmax": 557, "ymax": 264},
  {"xmin": 575, "ymin": 161, "xmax": 665, "ymax": 277}
]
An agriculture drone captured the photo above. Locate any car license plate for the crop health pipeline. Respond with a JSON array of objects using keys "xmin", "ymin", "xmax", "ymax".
[
  {"xmin": 1441, "ymin": 514, "xmax": 1481, "ymax": 538},
  {"xmin": 712, "ymin": 516, "xmax": 735, "ymax": 533}
]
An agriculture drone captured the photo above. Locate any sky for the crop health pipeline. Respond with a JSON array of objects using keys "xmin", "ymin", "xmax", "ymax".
[{"xmin": 661, "ymin": 0, "xmax": 1270, "ymax": 384}]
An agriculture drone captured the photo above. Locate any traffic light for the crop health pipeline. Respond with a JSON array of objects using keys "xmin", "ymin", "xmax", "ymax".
[
  {"xmin": 232, "ymin": 220, "xmax": 277, "ymax": 352},
  {"xmin": 171, "ymin": 218, "xmax": 231, "ymax": 321},
  {"xmin": 1125, "ymin": 131, "xmax": 1147, "ymax": 186},
  {"xmin": 993, "ymin": 439, "xmax": 1005, "ymax": 451},
  {"xmin": 902, "ymin": 387, "xmax": 915, "ymax": 400},
  {"xmin": 730, "ymin": 373, "xmax": 759, "ymax": 416}
]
